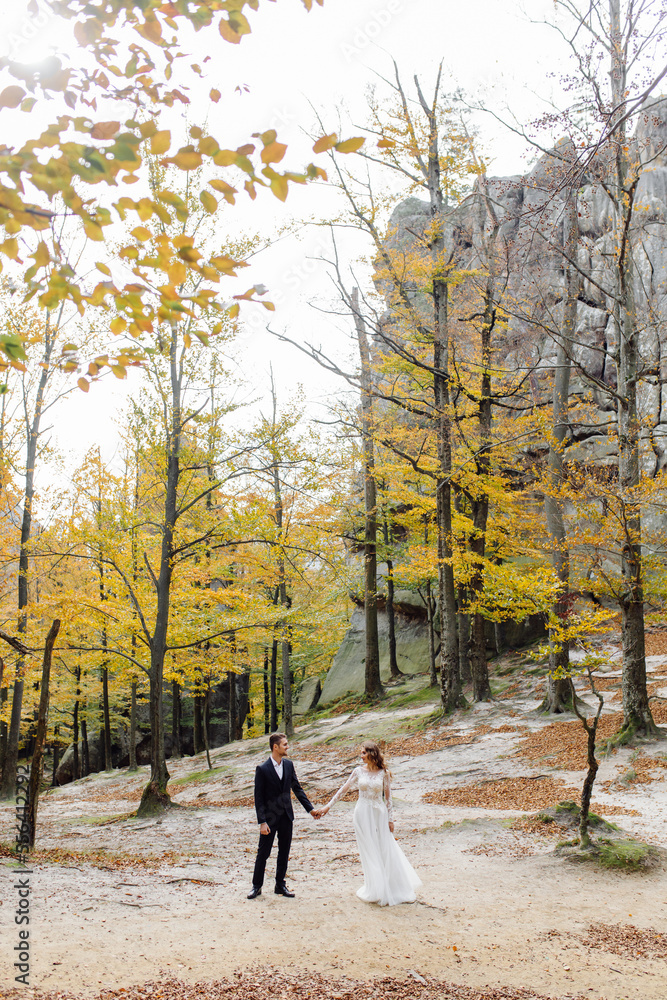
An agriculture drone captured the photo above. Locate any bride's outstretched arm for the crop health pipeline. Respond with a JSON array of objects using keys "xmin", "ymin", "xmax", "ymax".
[
  {"xmin": 321, "ymin": 767, "xmax": 359, "ymax": 814},
  {"xmin": 383, "ymin": 769, "xmax": 394, "ymax": 826}
]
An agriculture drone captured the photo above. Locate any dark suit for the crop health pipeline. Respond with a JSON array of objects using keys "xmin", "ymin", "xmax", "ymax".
[{"xmin": 252, "ymin": 757, "xmax": 314, "ymax": 888}]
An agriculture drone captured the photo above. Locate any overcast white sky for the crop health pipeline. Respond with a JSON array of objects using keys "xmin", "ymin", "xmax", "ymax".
[{"xmin": 4, "ymin": 0, "xmax": 573, "ymax": 483}]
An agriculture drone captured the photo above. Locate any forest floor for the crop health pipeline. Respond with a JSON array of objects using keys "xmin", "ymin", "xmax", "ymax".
[{"xmin": 2, "ymin": 636, "xmax": 667, "ymax": 1000}]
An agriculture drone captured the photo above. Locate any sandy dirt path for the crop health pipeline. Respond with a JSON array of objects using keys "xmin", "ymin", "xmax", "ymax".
[{"xmin": 2, "ymin": 670, "xmax": 667, "ymax": 999}]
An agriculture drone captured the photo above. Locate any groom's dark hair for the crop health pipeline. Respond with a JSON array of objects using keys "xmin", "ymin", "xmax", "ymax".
[{"xmin": 269, "ymin": 732, "xmax": 286, "ymax": 750}]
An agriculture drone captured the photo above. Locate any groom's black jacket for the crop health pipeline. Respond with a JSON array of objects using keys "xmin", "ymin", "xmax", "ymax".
[{"xmin": 254, "ymin": 757, "xmax": 313, "ymax": 828}]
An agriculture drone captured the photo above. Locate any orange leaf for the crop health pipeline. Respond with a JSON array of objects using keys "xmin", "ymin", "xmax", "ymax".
[
  {"xmin": 269, "ymin": 174, "xmax": 288, "ymax": 201},
  {"xmin": 91, "ymin": 121, "xmax": 120, "ymax": 140},
  {"xmin": 335, "ymin": 136, "xmax": 365, "ymax": 154},
  {"xmin": 313, "ymin": 133, "xmax": 337, "ymax": 154},
  {"xmin": 219, "ymin": 18, "xmax": 242, "ymax": 43},
  {"xmin": 77, "ymin": 377, "xmax": 90, "ymax": 393},
  {"xmin": 261, "ymin": 142, "xmax": 287, "ymax": 165},
  {"xmin": 151, "ymin": 130, "xmax": 171, "ymax": 154},
  {"xmin": 0, "ymin": 86, "xmax": 25, "ymax": 110}
]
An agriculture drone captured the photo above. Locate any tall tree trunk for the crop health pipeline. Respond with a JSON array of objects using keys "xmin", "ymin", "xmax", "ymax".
[
  {"xmin": 281, "ymin": 637, "xmax": 293, "ymax": 736},
  {"xmin": 467, "ymin": 181, "xmax": 500, "ymax": 704},
  {"xmin": 425, "ymin": 582, "xmax": 439, "ymax": 686},
  {"xmin": 422, "ymin": 520, "xmax": 439, "ymax": 687},
  {"xmin": 138, "ymin": 323, "xmax": 183, "ymax": 817},
  {"xmin": 541, "ymin": 183, "xmax": 578, "ymax": 713},
  {"xmin": 26, "ymin": 619, "xmax": 60, "ymax": 848},
  {"xmin": 382, "ymin": 518, "xmax": 401, "ymax": 679},
  {"xmin": 96, "ymin": 490, "xmax": 113, "ymax": 773},
  {"xmin": 51, "ymin": 732, "xmax": 60, "ymax": 787},
  {"xmin": 81, "ymin": 718, "xmax": 89, "ymax": 777},
  {"xmin": 129, "ymin": 680, "xmax": 138, "ymax": 770},
  {"xmin": 270, "ymin": 638, "xmax": 278, "ymax": 731},
  {"xmin": 0, "ymin": 325, "xmax": 54, "ymax": 799},
  {"xmin": 263, "ymin": 647, "xmax": 270, "ymax": 734},
  {"xmin": 228, "ymin": 669, "xmax": 237, "ymax": 743},
  {"xmin": 129, "ymin": 451, "xmax": 141, "ymax": 772},
  {"xmin": 101, "ymin": 664, "xmax": 112, "ymax": 770},
  {"xmin": 457, "ymin": 591, "xmax": 472, "ymax": 685},
  {"xmin": 608, "ymin": 0, "xmax": 657, "ymax": 739},
  {"xmin": 203, "ymin": 687, "xmax": 212, "ymax": 770},
  {"xmin": 386, "ymin": 559, "xmax": 400, "ymax": 678},
  {"xmin": 352, "ymin": 288, "xmax": 383, "ymax": 699},
  {"xmin": 470, "ymin": 613, "xmax": 490, "ymax": 701},
  {"xmin": 170, "ymin": 679, "xmax": 180, "ymax": 761},
  {"xmin": 433, "ymin": 295, "xmax": 461, "ymax": 713},
  {"xmin": 268, "ymin": 379, "xmax": 297, "ymax": 733},
  {"xmin": 414, "ymin": 73, "xmax": 461, "ymax": 712},
  {"xmin": 0, "ymin": 680, "xmax": 7, "ymax": 778},
  {"xmin": 193, "ymin": 691, "xmax": 203, "ymax": 754},
  {"xmin": 73, "ymin": 665, "xmax": 81, "ymax": 781},
  {"xmin": 0, "ymin": 657, "xmax": 5, "ymax": 778}
]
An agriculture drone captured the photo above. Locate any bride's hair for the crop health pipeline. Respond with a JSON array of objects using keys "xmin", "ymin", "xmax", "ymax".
[{"xmin": 362, "ymin": 740, "xmax": 386, "ymax": 771}]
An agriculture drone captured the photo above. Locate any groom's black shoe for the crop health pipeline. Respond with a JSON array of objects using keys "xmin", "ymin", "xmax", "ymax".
[
  {"xmin": 274, "ymin": 883, "xmax": 295, "ymax": 897},
  {"xmin": 247, "ymin": 886, "xmax": 262, "ymax": 899}
]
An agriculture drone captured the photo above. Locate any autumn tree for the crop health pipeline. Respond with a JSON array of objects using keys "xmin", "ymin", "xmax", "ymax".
[
  {"xmin": 0, "ymin": 295, "xmax": 85, "ymax": 798},
  {"xmin": 237, "ymin": 384, "xmax": 349, "ymax": 733},
  {"xmin": 0, "ymin": 0, "xmax": 337, "ymax": 370},
  {"xmin": 503, "ymin": 0, "xmax": 667, "ymax": 735}
]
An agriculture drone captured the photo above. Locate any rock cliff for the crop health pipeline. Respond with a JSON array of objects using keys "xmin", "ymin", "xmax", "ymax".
[
  {"xmin": 380, "ymin": 96, "xmax": 667, "ymax": 473},
  {"xmin": 319, "ymin": 100, "xmax": 667, "ymax": 706}
]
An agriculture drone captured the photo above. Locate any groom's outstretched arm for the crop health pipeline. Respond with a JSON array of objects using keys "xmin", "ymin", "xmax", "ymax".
[{"xmin": 290, "ymin": 765, "xmax": 315, "ymax": 815}]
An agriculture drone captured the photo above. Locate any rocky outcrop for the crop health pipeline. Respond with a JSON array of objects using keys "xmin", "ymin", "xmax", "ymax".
[
  {"xmin": 293, "ymin": 677, "xmax": 322, "ymax": 715},
  {"xmin": 322, "ymin": 101, "xmax": 667, "ymax": 711},
  {"xmin": 318, "ymin": 603, "xmax": 546, "ymax": 707},
  {"xmin": 319, "ymin": 605, "xmax": 432, "ymax": 706},
  {"xmin": 382, "ymin": 97, "xmax": 667, "ymax": 475},
  {"xmin": 56, "ymin": 726, "xmax": 132, "ymax": 784}
]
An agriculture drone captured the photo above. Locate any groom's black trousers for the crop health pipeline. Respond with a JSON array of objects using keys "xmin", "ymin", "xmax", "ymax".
[{"xmin": 252, "ymin": 815, "xmax": 292, "ymax": 888}]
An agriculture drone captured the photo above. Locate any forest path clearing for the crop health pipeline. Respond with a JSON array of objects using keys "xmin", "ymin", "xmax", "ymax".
[{"xmin": 2, "ymin": 658, "xmax": 667, "ymax": 1000}]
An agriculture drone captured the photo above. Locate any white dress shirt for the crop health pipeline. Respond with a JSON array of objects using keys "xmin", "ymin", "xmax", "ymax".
[{"xmin": 271, "ymin": 756, "xmax": 284, "ymax": 780}]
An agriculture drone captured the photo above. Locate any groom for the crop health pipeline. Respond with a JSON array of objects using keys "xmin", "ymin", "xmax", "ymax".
[{"xmin": 247, "ymin": 732, "xmax": 320, "ymax": 899}]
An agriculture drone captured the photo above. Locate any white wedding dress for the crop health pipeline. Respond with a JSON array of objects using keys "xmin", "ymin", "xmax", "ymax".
[{"xmin": 327, "ymin": 765, "xmax": 421, "ymax": 906}]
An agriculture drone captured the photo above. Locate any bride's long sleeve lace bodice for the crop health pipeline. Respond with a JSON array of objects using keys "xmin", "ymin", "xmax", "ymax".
[{"xmin": 326, "ymin": 766, "xmax": 394, "ymax": 821}]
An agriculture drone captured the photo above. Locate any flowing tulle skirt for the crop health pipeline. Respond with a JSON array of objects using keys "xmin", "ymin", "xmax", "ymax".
[{"xmin": 352, "ymin": 799, "xmax": 421, "ymax": 906}]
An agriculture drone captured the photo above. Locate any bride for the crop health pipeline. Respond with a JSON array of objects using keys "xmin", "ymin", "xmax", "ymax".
[{"xmin": 319, "ymin": 740, "xmax": 421, "ymax": 906}]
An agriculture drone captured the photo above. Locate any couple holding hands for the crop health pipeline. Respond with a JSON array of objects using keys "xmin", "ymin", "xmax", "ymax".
[{"xmin": 248, "ymin": 732, "xmax": 421, "ymax": 907}]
